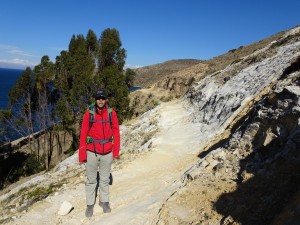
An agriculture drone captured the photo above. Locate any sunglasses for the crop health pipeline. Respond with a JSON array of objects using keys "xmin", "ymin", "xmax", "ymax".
[{"xmin": 95, "ymin": 97, "xmax": 107, "ymax": 100}]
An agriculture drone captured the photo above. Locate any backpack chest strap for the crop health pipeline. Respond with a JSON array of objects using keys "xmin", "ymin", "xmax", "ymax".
[
  {"xmin": 91, "ymin": 119, "xmax": 110, "ymax": 123},
  {"xmin": 87, "ymin": 136, "xmax": 113, "ymax": 144}
]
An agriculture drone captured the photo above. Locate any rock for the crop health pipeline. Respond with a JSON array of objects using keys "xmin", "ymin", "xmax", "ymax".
[
  {"xmin": 284, "ymin": 86, "xmax": 300, "ymax": 96},
  {"xmin": 201, "ymin": 160, "xmax": 209, "ymax": 168},
  {"xmin": 263, "ymin": 128, "xmax": 277, "ymax": 146},
  {"xmin": 58, "ymin": 200, "xmax": 73, "ymax": 216},
  {"xmin": 241, "ymin": 171, "xmax": 254, "ymax": 182},
  {"xmin": 214, "ymin": 150, "xmax": 226, "ymax": 159},
  {"xmin": 296, "ymin": 204, "xmax": 300, "ymax": 215},
  {"xmin": 206, "ymin": 160, "xmax": 219, "ymax": 170}
]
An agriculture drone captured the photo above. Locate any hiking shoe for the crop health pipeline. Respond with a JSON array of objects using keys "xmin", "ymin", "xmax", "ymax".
[
  {"xmin": 85, "ymin": 205, "xmax": 94, "ymax": 217},
  {"xmin": 99, "ymin": 201, "xmax": 111, "ymax": 213}
]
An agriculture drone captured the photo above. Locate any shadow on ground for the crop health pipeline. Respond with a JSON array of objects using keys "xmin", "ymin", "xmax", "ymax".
[{"xmin": 214, "ymin": 128, "xmax": 300, "ymax": 225}]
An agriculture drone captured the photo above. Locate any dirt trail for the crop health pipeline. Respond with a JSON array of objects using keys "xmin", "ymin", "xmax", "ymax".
[{"xmin": 10, "ymin": 100, "xmax": 202, "ymax": 225}]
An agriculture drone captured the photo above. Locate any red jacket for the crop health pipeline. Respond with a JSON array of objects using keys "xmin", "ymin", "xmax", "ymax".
[{"xmin": 78, "ymin": 105, "xmax": 120, "ymax": 163}]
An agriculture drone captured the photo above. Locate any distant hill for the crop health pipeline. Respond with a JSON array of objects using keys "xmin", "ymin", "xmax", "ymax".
[
  {"xmin": 133, "ymin": 59, "xmax": 202, "ymax": 87},
  {"xmin": 133, "ymin": 28, "xmax": 287, "ymax": 88}
]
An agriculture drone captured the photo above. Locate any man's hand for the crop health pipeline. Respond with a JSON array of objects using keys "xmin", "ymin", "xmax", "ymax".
[{"xmin": 113, "ymin": 156, "xmax": 120, "ymax": 162}]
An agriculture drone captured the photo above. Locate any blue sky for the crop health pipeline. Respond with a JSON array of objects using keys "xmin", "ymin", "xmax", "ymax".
[{"xmin": 0, "ymin": 0, "xmax": 299, "ymax": 69}]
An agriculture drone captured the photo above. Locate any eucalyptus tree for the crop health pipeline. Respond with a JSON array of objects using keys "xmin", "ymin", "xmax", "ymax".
[
  {"xmin": 33, "ymin": 55, "xmax": 55, "ymax": 129},
  {"xmin": 0, "ymin": 110, "xmax": 10, "ymax": 144},
  {"xmin": 33, "ymin": 56, "xmax": 55, "ymax": 167},
  {"xmin": 97, "ymin": 28, "xmax": 130, "ymax": 122},
  {"xmin": 125, "ymin": 68, "xmax": 136, "ymax": 88},
  {"xmin": 7, "ymin": 67, "xmax": 35, "ymax": 151},
  {"xmin": 86, "ymin": 29, "xmax": 98, "ymax": 59},
  {"xmin": 1, "ymin": 65, "xmax": 46, "ymax": 185},
  {"xmin": 98, "ymin": 28, "xmax": 126, "ymax": 71},
  {"xmin": 54, "ymin": 33, "xmax": 95, "ymax": 153}
]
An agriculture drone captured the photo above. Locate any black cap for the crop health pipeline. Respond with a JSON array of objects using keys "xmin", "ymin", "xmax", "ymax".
[{"xmin": 94, "ymin": 89, "xmax": 107, "ymax": 99}]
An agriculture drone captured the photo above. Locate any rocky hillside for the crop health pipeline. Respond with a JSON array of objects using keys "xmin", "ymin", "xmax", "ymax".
[
  {"xmin": 158, "ymin": 25, "xmax": 300, "ymax": 224},
  {"xmin": 0, "ymin": 25, "xmax": 300, "ymax": 225},
  {"xmin": 129, "ymin": 28, "xmax": 287, "ymax": 119}
]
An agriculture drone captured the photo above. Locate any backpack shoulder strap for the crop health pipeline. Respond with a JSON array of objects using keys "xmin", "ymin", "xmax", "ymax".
[
  {"xmin": 89, "ymin": 104, "xmax": 113, "ymax": 129},
  {"xmin": 88, "ymin": 103, "xmax": 96, "ymax": 129},
  {"xmin": 108, "ymin": 106, "xmax": 113, "ymax": 128}
]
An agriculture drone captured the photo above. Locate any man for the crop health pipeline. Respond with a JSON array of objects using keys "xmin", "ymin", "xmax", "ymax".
[{"xmin": 79, "ymin": 89, "xmax": 120, "ymax": 217}]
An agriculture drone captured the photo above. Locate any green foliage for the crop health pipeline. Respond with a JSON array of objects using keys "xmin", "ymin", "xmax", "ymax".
[
  {"xmin": 7, "ymin": 67, "xmax": 35, "ymax": 138},
  {"xmin": 53, "ymin": 31, "xmax": 97, "ymax": 155},
  {"xmin": 0, "ymin": 110, "xmax": 12, "ymax": 121},
  {"xmin": 125, "ymin": 68, "xmax": 136, "ymax": 88},
  {"xmin": 55, "ymin": 99, "xmax": 74, "ymax": 130},
  {"xmin": 27, "ymin": 186, "xmax": 53, "ymax": 200},
  {"xmin": 23, "ymin": 153, "xmax": 44, "ymax": 174},
  {"xmin": 97, "ymin": 66, "xmax": 130, "ymax": 122},
  {"xmin": 0, "ymin": 110, "xmax": 11, "ymax": 143},
  {"xmin": 54, "ymin": 33, "xmax": 95, "ymax": 129},
  {"xmin": 98, "ymin": 28, "xmax": 127, "ymax": 71},
  {"xmin": 33, "ymin": 56, "xmax": 55, "ymax": 118},
  {"xmin": 8, "ymin": 67, "xmax": 33, "ymax": 106},
  {"xmin": 86, "ymin": 29, "xmax": 98, "ymax": 57},
  {"xmin": 96, "ymin": 28, "xmax": 131, "ymax": 122}
]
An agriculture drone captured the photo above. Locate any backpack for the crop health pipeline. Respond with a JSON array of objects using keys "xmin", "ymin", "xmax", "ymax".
[
  {"xmin": 86, "ymin": 103, "xmax": 114, "ymax": 145},
  {"xmin": 88, "ymin": 103, "xmax": 113, "ymax": 129}
]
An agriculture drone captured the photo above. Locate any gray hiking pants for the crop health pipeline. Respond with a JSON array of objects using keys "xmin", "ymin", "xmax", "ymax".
[{"xmin": 85, "ymin": 150, "xmax": 113, "ymax": 205}]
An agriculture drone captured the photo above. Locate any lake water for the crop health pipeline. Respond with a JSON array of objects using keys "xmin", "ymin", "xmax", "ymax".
[
  {"xmin": 129, "ymin": 86, "xmax": 141, "ymax": 92},
  {"xmin": 0, "ymin": 68, "xmax": 24, "ymax": 110}
]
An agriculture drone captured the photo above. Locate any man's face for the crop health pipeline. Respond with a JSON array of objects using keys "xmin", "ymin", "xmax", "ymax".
[{"xmin": 95, "ymin": 97, "xmax": 107, "ymax": 108}]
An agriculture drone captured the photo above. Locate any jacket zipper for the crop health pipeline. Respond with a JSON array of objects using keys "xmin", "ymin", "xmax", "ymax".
[{"xmin": 101, "ymin": 110, "xmax": 105, "ymax": 154}]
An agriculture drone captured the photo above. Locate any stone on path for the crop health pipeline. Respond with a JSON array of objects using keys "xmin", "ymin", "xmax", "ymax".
[{"xmin": 58, "ymin": 200, "xmax": 73, "ymax": 216}]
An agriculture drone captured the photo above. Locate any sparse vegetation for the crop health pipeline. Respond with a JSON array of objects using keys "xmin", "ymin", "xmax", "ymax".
[
  {"xmin": 133, "ymin": 59, "xmax": 202, "ymax": 87},
  {"xmin": 230, "ymin": 58, "xmax": 242, "ymax": 65},
  {"xmin": 26, "ymin": 183, "xmax": 62, "ymax": 201},
  {"xmin": 146, "ymin": 100, "xmax": 159, "ymax": 111},
  {"xmin": 160, "ymin": 95, "xmax": 173, "ymax": 102},
  {"xmin": 270, "ymin": 32, "xmax": 300, "ymax": 48},
  {"xmin": 244, "ymin": 55, "xmax": 259, "ymax": 64},
  {"xmin": 204, "ymin": 30, "xmax": 285, "ymax": 76}
]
